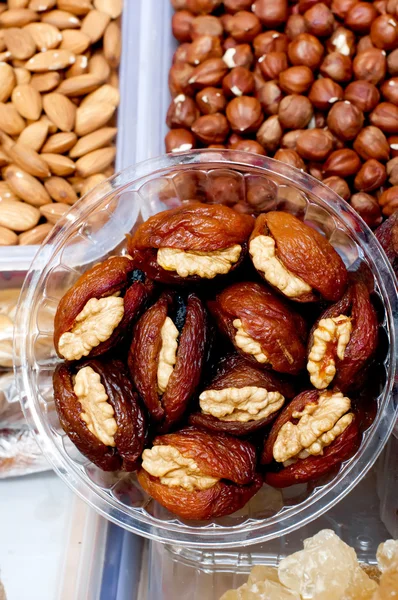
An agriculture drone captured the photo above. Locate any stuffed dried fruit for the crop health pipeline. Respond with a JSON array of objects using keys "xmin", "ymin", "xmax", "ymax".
[
  {"xmin": 127, "ymin": 202, "xmax": 254, "ymax": 285},
  {"xmin": 137, "ymin": 426, "xmax": 262, "ymax": 520},
  {"xmin": 53, "ymin": 359, "xmax": 146, "ymax": 471}
]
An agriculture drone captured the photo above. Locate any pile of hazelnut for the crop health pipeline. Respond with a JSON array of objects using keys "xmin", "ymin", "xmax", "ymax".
[
  {"xmin": 52, "ymin": 202, "xmax": 381, "ymax": 521},
  {"xmin": 167, "ymin": 0, "xmax": 398, "ymax": 228}
]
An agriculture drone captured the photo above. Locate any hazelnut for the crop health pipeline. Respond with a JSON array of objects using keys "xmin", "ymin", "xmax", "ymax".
[
  {"xmin": 344, "ymin": 80, "xmax": 380, "ymax": 112},
  {"xmin": 353, "ymin": 48, "xmax": 387, "ymax": 85},
  {"xmin": 257, "ymin": 80, "xmax": 284, "ymax": 115},
  {"xmin": 381, "ymin": 77, "xmax": 398, "ymax": 105},
  {"xmin": 281, "ymin": 129, "xmax": 305, "ymax": 150},
  {"xmin": 227, "ymin": 11, "xmax": 262, "ymax": 42},
  {"xmin": 378, "ymin": 186, "xmax": 398, "ymax": 215},
  {"xmin": 370, "ymin": 14, "xmax": 398, "ymax": 50},
  {"xmin": 387, "ymin": 156, "xmax": 398, "ymax": 184},
  {"xmin": 353, "ymin": 126, "xmax": 390, "ymax": 162},
  {"xmin": 285, "ymin": 15, "xmax": 308, "ymax": 39},
  {"xmin": 165, "ymin": 129, "xmax": 196, "ymax": 153},
  {"xmin": 354, "ymin": 159, "xmax": 387, "ymax": 191},
  {"xmin": 234, "ymin": 139, "xmax": 267, "ymax": 155},
  {"xmin": 387, "ymin": 0, "xmax": 398, "ymax": 15},
  {"xmin": 191, "ymin": 113, "xmax": 230, "ymax": 143},
  {"xmin": 279, "ymin": 65, "xmax": 314, "ymax": 94},
  {"xmin": 166, "ymin": 95, "xmax": 200, "ymax": 129},
  {"xmin": 252, "ymin": 0, "xmax": 289, "ymax": 27},
  {"xmin": 296, "ymin": 129, "xmax": 334, "ymax": 161},
  {"xmin": 323, "ymin": 175, "xmax": 351, "ymax": 200},
  {"xmin": 227, "ymin": 132, "xmax": 244, "ymax": 148},
  {"xmin": 320, "ymin": 52, "xmax": 352, "ymax": 82},
  {"xmin": 356, "ymin": 35, "xmax": 375, "ymax": 53},
  {"xmin": 274, "ymin": 148, "xmax": 306, "ymax": 170},
  {"xmin": 374, "ymin": 0, "xmax": 388, "ymax": 14},
  {"xmin": 253, "ymin": 31, "xmax": 289, "ymax": 57},
  {"xmin": 288, "ymin": 33, "xmax": 324, "ymax": 69},
  {"xmin": 258, "ymin": 52, "xmax": 288, "ymax": 80},
  {"xmin": 331, "ymin": 0, "xmax": 357, "ymax": 20},
  {"xmin": 186, "ymin": 35, "xmax": 223, "ymax": 65},
  {"xmin": 304, "ymin": 3, "xmax": 335, "ymax": 37},
  {"xmin": 278, "ymin": 94, "xmax": 313, "ymax": 129},
  {"xmin": 222, "ymin": 44, "xmax": 253, "ymax": 69},
  {"xmin": 173, "ymin": 44, "xmax": 191, "ymax": 64},
  {"xmin": 169, "ymin": 63, "xmax": 195, "ymax": 97},
  {"xmin": 226, "ymin": 96, "xmax": 263, "ymax": 132},
  {"xmin": 186, "ymin": 0, "xmax": 222, "ymax": 14},
  {"xmin": 308, "ymin": 78, "xmax": 344, "ymax": 110},
  {"xmin": 222, "ymin": 66, "xmax": 254, "ymax": 97},
  {"xmin": 188, "ymin": 58, "xmax": 228, "ymax": 88},
  {"xmin": 327, "ymin": 101, "xmax": 365, "ymax": 141},
  {"xmin": 256, "ymin": 115, "xmax": 283, "ymax": 152},
  {"xmin": 308, "ymin": 162, "xmax": 324, "ymax": 180},
  {"xmin": 326, "ymin": 27, "xmax": 356, "ymax": 57},
  {"xmin": 323, "ymin": 148, "xmax": 362, "ymax": 177},
  {"xmin": 350, "ymin": 193, "xmax": 383, "ymax": 227},
  {"xmin": 191, "ymin": 15, "xmax": 224, "ymax": 38},
  {"xmin": 389, "ymin": 135, "xmax": 398, "ymax": 156},
  {"xmin": 224, "ymin": 0, "xmax": 253, "ymax": 12},
  {"xmin": 388, "ymin": 48, "xmax": 398, "ymax": 75},
  {"xmin": 370, "ymin": 102, "xmax": 398, "ymax": 133},
  {"xmin": 298, "ymin": 0, "xmax": 321, "ymax": 13},
  {"xmin": 253, "ymin": 63, "xmax": 266, "ymax": 91},
  {"xmin": 196, "ymin": 87, "xmax": 227, "ymax": 114},
  {"xmin": 345, "ymin": 2, "xmax": 378, "ymax": 33},
  {"xmin": 314, "ymin": 111, "xmax": 327, "ymax": 128},
  {"xmin": 223, "ymin": 35, "xmax": 238, "ymax": 49},
  {"xmin": 172, "ymin": 10, "xmax": 195, "ymax": 43}
]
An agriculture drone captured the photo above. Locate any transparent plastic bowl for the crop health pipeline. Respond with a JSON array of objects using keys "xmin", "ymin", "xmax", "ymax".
[{"xmin": 14, "ymin": 150, "xmax": 398, "ymax": 548}]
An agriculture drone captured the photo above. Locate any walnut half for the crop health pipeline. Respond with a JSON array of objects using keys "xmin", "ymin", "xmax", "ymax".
[
  {"xmin": 233, "ymin": 319, "xmax": 269, "ymax": 364},
  {"xmin": 273, "ymin": 391, "xmax": 354, "ymax": 465},
  {"xmin": 199, "ymin": 386, "xmax": 285, "ymax": 423},
  {"xmin": 157, "ymin": 244, "xmax": 242, "ymax": 279},
  {"xmin": 58, "ymin": 296, "xmax": 124, "ymax": 361},
  {"xmin": 157, "ymin": 316, "xmax": 179, "ymax": 394},
  {"xmin": 142, "ymin": 444, "xmax": 219, "ymax": 491}
]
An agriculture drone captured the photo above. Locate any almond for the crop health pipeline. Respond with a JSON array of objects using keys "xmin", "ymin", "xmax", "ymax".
[
  {"xmin": 8, "ymin": 1, "xmax": 30, "ymax": 8},
  {"xmin": 103, "ymin": 21, "xmax": 121, "ymax": 69},
  {"xmin": 25, "ymin": 49, "xmax": 76, "ymax": 71},
  {"xmin": 40, "ymin": 153, "xmax": 75, "ymax": 175},
  {"xmin": 3, "ymin": 164, "xmax": 51, "ymax": 205},
  {"xmin": 57, "ymin": 0, "xmax": 93, "ymax": 15},
  {"xmin": 60, "ymin": 29, "xmax": 90, "ymax": 54},
  {"xmin": 0, "ymin": 225, "xmax": 18, "ymax": 245},
  {"xmin": 69, "ymin": 127, "xmax": 116, "ymax": 158},
  {"xmin": 39, "ymin": 201, "xmax": 69, "ymax": 223},
  {"xmin": 67, "ymin": 175, "xmax": 84, "ymax": 194},
  {"xmin": 23, "ymin": 22, "xmax": 62, "ymax": 51},
  {"xmin": 4, "ymin": 27, "xmax": 36, "ymax": 60},
  {"xmin": 75, "ymin": 145, "xmax": 115, "ymax": 177},
  {"xmin": 0, "ymin": 199, "xmax": 40, "ymax": 231},
  {"xmin": 81, "ymin": 10, "xmax": 110, "ymax": 44},
  {"xmin": 44, "ymin": 176, "xmax": 78, "ymax": 204},
  {"xmin": 108, "ymin": 70, "xmax": 118, "ymax": 88},
  {"xmin": 56, "ymin": 73, "xmax": 101, "ymax": 96},
  {"xmin": 0, "ymin": 63, "xmax": 16, "ymax": 102},
  {"xmin": 42, "ymin": 92, "xmax": 76, "ymax": 131},
  {"xmin": 30, "ymin": 71, "xmax": 61, "ymax": 92},
  {"xmin": 14, "ymin": 67, "xmax": 31, "ymax": 85},
  {"xmin": 38, "ymin": 114, "xmax": 57, "ymax": 133},
  {"xmin": 88, "ymin": 52, "xmax": 110, "ymax": 81},
  {"xmin": 28, "ymin": 0, "xmax": 56, "ymax": 11},
  {"xmin": 7, "ymin": 142, "xmax": 50, "ymax": 178},
  {"xmin": 0, "ymin": 151, "xmax": 10, "ymax": 168},
  {"xmin": 41, "ymin": 9, "xmax": 80, "ymax": 29},
  {"xmin": 80, "ymin": 173, "xmax": 106, "ymax": 196},
  {"xmin": 103, "ymin": 165, "xmax": 113, "ymax": 177},
  {"xmin": 65, "ymin": 53, "xmax": 88, "ymax": 78},
  {"xmin": 94, "ymin": 0, "xmax": 122, "ymax": 19},
  {"xmin": 0, "ymin": 9, "xmax": 39, "ymax": 28},
  {"xmin": 19, "ymin": 221, "xmax": 53, "ymax": 244},
  {"xmin": 0, "ymin": 181, "xmax": 19, "ymax": 201},
  {"xmin": 41, "ymin": 131, "xmax": 77, "ymax": 153},
  {"xmin": 18, "ymin": 120, "xmax": 48, "ymax": 150},
  {"xmin": 80, "ymin": 84, "xmax": 119, "ymax": 107},
  {"xmin": 75, "ymin": 101, "xmax": 115, "ymax": 136},
  {"xmin": 0, "ymin": 30, "xmax": 6, "ymax": 52},
  {"xmin": 11, "ymin": 83, "xmax": 42, "ymax": 120},
  {"xmin": 0, "ymin": 103, "xmax": 25, "ymax": 135}
]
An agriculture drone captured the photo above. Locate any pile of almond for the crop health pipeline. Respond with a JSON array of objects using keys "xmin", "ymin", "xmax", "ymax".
[{"xmin": 0, "ymin": 0, "xmax": 121, "ymax": 246}]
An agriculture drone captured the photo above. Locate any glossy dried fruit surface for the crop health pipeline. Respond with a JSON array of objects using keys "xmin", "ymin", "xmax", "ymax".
[
  {"xmin": 250, "ymin": 212, "xmax": 348, "ymax": 302},
  {"xmin": 53, "ymin": 359, "xmax": 146, "ymax": 472},
  {"xmin": 209, "ymin": 281, "xmax": 307, "ymax": 375}
]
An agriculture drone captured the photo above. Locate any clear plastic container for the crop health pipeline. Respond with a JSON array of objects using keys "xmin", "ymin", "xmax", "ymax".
[{"xmin": 14, "ymin": 150, "xmax": 398, "ymax": 548}]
